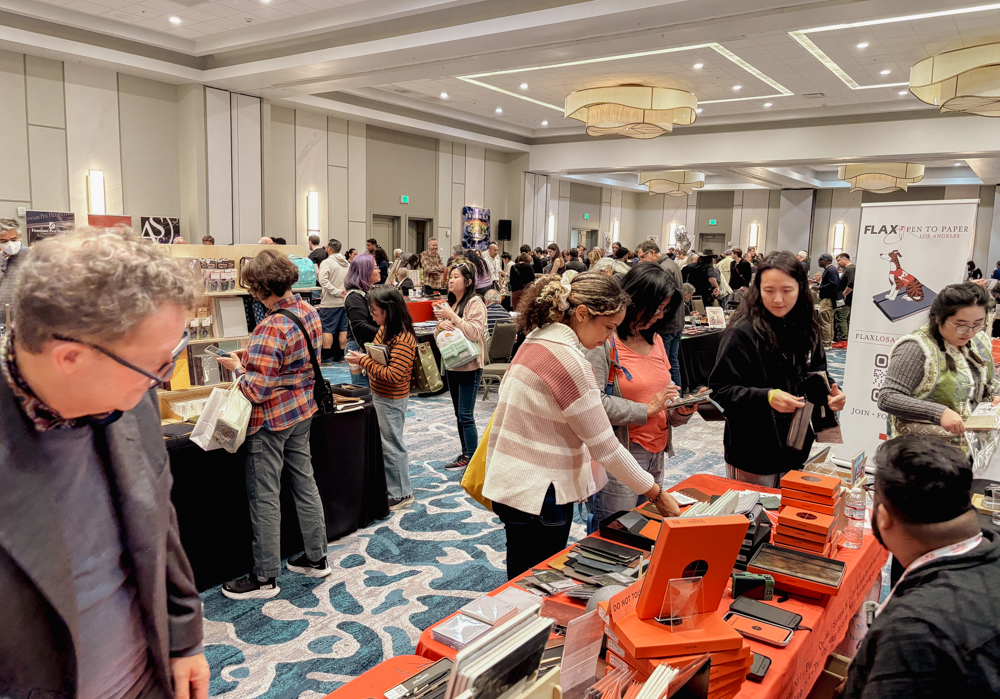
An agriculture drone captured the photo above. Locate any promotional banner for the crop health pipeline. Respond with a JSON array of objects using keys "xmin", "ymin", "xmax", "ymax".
[
  {"xmin": 839, "ymin": 199, "xmax": 978, "ymax": 460},
  {"xmin": 88, "ymin": 214, "xmax": 132, "ymax": 233},
  {"xmin": 140, "ymin": 216, "xmax": 181, "ymax": 244},
  {"xmin": 461, "ymin": 206, "xmax": 490, "ymax": 250},
  {"xmin": 25, "ymin": 210, "xmax": 75, "ymax": 244}
]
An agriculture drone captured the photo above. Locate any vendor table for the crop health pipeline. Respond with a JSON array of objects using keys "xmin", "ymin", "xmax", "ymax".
[
  {"xmin": 678, "ymin": 328, "xmax": 724, "ymax": 394},
  {"xmin": 166, "ymin": 402, "xmax": 389, "ymax": 591},
  {"xmin": 414, "ymin": 473, "xmax": 887, "ymax": 699},
  {"xmin": 324, "ymin": 656, "xmax": 433, "ymax": 699},
  {"xmin": 406, "ymin": 299, "xmax": 437, "ymax": 323}
]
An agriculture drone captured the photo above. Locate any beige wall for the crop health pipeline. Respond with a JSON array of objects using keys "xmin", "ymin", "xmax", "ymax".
[{"xmin": 366, "ymin": 126, "xmax": 436, "ymax": 221}]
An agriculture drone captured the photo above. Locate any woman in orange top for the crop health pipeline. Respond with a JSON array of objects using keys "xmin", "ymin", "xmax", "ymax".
[
  {"xmin": 584, "ymin": 263, "xmax": 697, "ymax": 525},
  {"xmin": 348, "ymin": 286, "xmax": 417, "ymax": 510}
]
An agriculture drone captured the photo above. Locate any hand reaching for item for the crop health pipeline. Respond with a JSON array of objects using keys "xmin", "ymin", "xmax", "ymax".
[
  {"xmin": 216, "ymin": 352, "xmax": 243, "ymax": 373},
  {"xmin": 769, "ymin": 389, "xmax": 806, "ymax": 414},
  {"xmin": 940, "ymin": 408, "xmax": 966, "ymax": 435},
  {"xmin": 827, "ymin": 383, "xmax": 847, "ymax": 412},
  {"xmin": 653, "ymin": 489, "xmax": 681, "ymax": 517},
  {"xmin": 646, "ymin": 384, "xmax": 681, "ymax": 417}
]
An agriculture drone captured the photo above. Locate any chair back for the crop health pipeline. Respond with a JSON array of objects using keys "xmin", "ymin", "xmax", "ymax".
[
  {"xmin": 692, "ymin": 296, "xmax": 707, "ymax": 315},
  {"xmin": 488, "ymin": 321, "xmax": 518, "ymax": 363}
]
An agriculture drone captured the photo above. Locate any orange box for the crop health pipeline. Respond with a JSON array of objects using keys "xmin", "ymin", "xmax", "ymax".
[
  {"xmin": 635, "ymin": 516, "xmax": 748, "ymax": 621},
  {"xmin": 781, "ymin": 471, "xmax": 841, "ymax": 498},
  {"xmin": 614, "ymin": 610, "xmax": 745, "ymax": 659},
  {"xmin": 708, "ymin": 656, "xmax": 753, "ymax": 684},
  {"xmin": 774, "ymin": 531, "xmax": 833, "ymax": 555},
  {"xmin": 709, "ymin": 675, "xmax": 745, "ymax": 699},
  {"xmin": 774, "ymin": 523, "xmax": 833, "ymax": 545},
  {"xmin": 781, "ymin": 487, "xmax": 839, "ymax": 507},
  {"xmin": 773, "ymin": 536, "xmax": 833, "ymax": 558},
  {"xmin": 641, "ymin": 641, "xmax": 751, "ymax": 676},
  {"xmin": 781, "ymin": 494, "xmax": 840, "ymax": 516},
  {"xmin": 778, "ymin": 506, "xmax": 836, "ymax": 536}
]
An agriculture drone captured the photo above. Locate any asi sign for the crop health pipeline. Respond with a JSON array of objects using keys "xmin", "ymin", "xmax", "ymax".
[
  {"xmin": 584, "ymin": 213, "xmax": 590, "ymax": 220},
  {"xmin": 709, "ymin": 219, "xmax": 717, "ymax": 226},
  {"xmin": 400, "ymin": 195, "xmax": 409, "ymax": 204}
]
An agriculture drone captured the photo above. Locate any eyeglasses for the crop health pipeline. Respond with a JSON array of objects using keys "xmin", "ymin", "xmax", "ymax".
[
  {"xmin": 53, "ymin": 329, "xmax": 190, "ymax": 388},
  {"xmin": 946, "ymin": 320, "xmax": 985, "ymax": 335}
]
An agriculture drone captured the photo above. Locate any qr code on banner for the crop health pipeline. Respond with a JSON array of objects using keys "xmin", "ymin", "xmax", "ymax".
[{"xmin": 871, "ymin": 354, "xmax": 890, "ymax": 402}]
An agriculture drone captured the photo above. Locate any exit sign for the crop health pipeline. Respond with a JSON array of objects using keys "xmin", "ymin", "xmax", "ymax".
[
  {"xmin": 400, "ymin": 195, "xmax": 409, "ymax": 204},
  {"xmin": 709, "ymin": 219, "xmax": 717, "ymax": 226},
  {"xmin": 584, "ymin": 213, "xmax": 590, "ymax": 220}
]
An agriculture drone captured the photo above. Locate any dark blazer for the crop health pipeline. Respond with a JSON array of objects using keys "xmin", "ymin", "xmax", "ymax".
[{"xmin": 0, "ymin": 380, "xmax": 203, "ymax": 699}]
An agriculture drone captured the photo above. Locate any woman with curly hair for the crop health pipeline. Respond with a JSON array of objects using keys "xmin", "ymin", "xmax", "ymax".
[{"xmin": 482, "ymin": 272, "xmax": 682, "ymax": 578}]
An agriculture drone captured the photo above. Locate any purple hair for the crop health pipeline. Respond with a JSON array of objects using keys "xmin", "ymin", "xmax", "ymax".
[{"xmin": 346, "ymin": 253, "xmax": 376, "ymax": 292}]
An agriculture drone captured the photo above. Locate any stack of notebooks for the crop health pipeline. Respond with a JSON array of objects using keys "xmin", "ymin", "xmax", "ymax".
[
  {"xmin": 775, "ymin": 471, "xmax": 844, "ymax": 557},
  {"xmin": 562, "ymin": 538, "xmax": 644, "ymax": 584},
  {"xmin": 734, "ymin": 504, "xmax": 772, "ymax": 571},
  {"xmin": 432, "ymin": 596, "xmax": 522, "ymax": 650},
  {"xmin": 606, "ymin": 641, "xmax": 753, "ymax": 699}
]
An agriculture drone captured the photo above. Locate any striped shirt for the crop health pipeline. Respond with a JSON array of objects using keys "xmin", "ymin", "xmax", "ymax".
[
  {"xmin": 360, "ymin": 327, "xmax": 417, "ymax": 399},
  {"xmin": 238, "ymin": 295, "xmax": 322, "ymax": 435},
  {"xmin": 482, "ymin": 322, "xmax": 655, "ymax": 515}
]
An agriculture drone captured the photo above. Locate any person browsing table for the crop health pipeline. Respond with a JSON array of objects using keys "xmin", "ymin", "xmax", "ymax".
[
  {"xmin": 343, "ymin": 254, "xmax": 381, "ymax": 388},
  {"xmin": 483, "ymin": 272, "xmax": 682, "ymax": 578}
]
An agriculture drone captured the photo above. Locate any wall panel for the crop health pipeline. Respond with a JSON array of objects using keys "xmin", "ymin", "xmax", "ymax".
[
  {"xmin": 233, "ymin": 93, "xmax": 262, "ymax": 244},
  {"xmin": 328, "ymin": 165, "xmax": 348, "ymax": 241},
  {"xmin": 265, "ymin": 105, "xmax": 295, "ymax": 241},
  {"xmin": 295, "ymin": 109, "xmax": 327, "ymax": 247},
  {"xmin": 0, "ymin": 51, "xmax": 29, "ymax": 204},
  {"xmin": 347, "ymin": 121, "xmax": 366, "ymax": 243},
  {"xmin": 465, "ymin": 144, "xmax": 485, "ymax": 208},
  {"xmin": 437, "ymin": 140, "xmax": 453, "ymax": 242},
  {"xmin": 25, "ymin": 55, "xmax": 64, "ymax": 129},
  {"xmin": 27, "ymin": 125, "xmax": 68, "ymax": 211},
  {"xmin": 328, "ymin": 116, "xmax": 347, "ymax": 168},
  {"xmin": 65, "ymin": 63, "xmax": 122, "ymax": 219},
  {"xmin": 205, "ymin": 87, "xmax": 232, "ymax": 243}
]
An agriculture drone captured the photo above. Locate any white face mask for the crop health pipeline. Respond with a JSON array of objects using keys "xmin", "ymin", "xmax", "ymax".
[{"xmin": 0, "ymin": 240, "xmax": 21, "ymax": 256}]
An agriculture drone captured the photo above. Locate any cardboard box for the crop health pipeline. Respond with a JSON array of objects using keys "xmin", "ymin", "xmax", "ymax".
[
  {"xmin": 781, "ymin": 471, "xmax": 842, "ymax": 498},
  {"xmin": 774, "ymin": 530, "xmax": 834, "ymax": 556},
  {"xmin": 781, "ymin": 494, "xmax": 841, "ymax": 516},
  {"xmin": 774, "ymin": 523, "xmax": 834, "ymax": 545},
  {"xmin": 614, "ymin": 610, "xmax": 744, "ymax": 658},
  {"xmin": 806, "ymin": 653, "xmax": 851, "ymax": 699},
  {"xmin": 778, "ymin": 506, "xmax": 836, "ymax": 536},
  {"xmin": 780, "ymin": 486, "xmax": 840, "ymax": 507}
]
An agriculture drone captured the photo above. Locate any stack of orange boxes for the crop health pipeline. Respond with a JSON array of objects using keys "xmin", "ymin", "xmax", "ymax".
[{"xmin": 775, "ymin": 471, "xmax": 843, "ymax": 556}]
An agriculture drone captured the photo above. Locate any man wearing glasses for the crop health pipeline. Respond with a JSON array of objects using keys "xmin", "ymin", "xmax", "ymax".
[{"xmin": 0, "ymin": 228, "xmax": 209, "ymax": 699}]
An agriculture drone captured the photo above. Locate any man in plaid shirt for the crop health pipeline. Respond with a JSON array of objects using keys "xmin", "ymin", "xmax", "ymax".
[{"xmin": 217, "ymin": 250, "xmax": 332, "ymax": 599}]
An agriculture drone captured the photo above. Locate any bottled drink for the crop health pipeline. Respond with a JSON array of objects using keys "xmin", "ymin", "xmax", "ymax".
[{"xmin": 842, "ymin": 486, "xmax": 866, "ymax": 550}]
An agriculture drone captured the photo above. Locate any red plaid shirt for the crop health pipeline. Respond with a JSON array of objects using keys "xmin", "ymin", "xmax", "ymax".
[{"xmin": 238, "ymin": 295, "xmax": 322, "ymax": 435}]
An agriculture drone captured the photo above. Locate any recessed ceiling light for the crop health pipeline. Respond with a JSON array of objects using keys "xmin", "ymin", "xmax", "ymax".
[
  {"xmin": 693, "ymin": 63, "xmax": 704, "ymax": 69},
  {"xmin": 541, "ymin": 120, "xmax": 548, "ymax": 126},
  {"xmin": 763, "ymin": 102, "xmax": 772, "ymax": 107},
  {"xmin": 168, "ymin": 15, "xmax": 181, "ymax": 23},
  {"xmin": 260, "ymin": 0, "xmax": 271, "ymax": 3},
  {"xmin": 898, "ymin": 90, "xmax": 908, "ymax": 95},
  {"xmin": 880, "ymin": 69, "xmax": 891, "ymax": 75},
  {"xmin": 495, "ymin": 107, "xmax": 503, "ymax": 113},
  {"xmin": 695, "ymin": 108, "xmax": 703, "ymax": 113},
  {"xmin": 955, "ymin": 162, "xmax": 962, "ymax": 166},
  {"xmin": 732, "ymin": 85, "xmax": 741, "ymax": 91},
  {"xmin": 856, "ymin": 42, "xmax": 868, "ymax": 49},
  {"xmin": 440, "ymin": 92, "xmax": 448, "ymax": 99},
  {"xmin": 520, "ymin": 83, "xmax": 528, "ymax": 90}
]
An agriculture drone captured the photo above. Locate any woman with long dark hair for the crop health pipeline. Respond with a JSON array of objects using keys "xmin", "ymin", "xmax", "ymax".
[
  {"xmin": 709, "ymin": 250, "xmax": 846, "ymax": 485},
  {"xmin": 584, "ymin": 263, "xmax": 697, "ymax": 524},
  {"xmin": 435, "ymin": 262, "xmax": 488, "ymax": 471},
  {"xmin": 349, "ymin": 286, "xmax": 418, "ymax": 509},
  {"xmin": 509, "ymin": 252, "xmax": 536, "ymax": 311},
  {"xmin": 545, "ymin": 243, "xmax": 566, "ymax": 276},
  {"xmin": 878, "ymin": 282, "xmax": 998, "ymax": 445},
  {"xmin": 464, "ymin": 249, "xmax": 493, "ymax": 297},
  {"xmin": 374, "ymin": 247, "xmax": 390, "ymax": 284}
]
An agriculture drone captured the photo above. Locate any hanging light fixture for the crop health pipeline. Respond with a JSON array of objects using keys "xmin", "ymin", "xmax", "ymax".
[
  {"xmin": 837, "ymin": 163, "xmax": 925, "ymax": 193},
  {"xmin": 638, "ymin": 171, "xmax": 706, "ymax": 196},
  {"xmin": 910, "ymin": 42, "xmax": 1000, "ymax": 116},
  {"xmin": 565, "ymin": 85, "xmax": 697, "ymax": 139}
]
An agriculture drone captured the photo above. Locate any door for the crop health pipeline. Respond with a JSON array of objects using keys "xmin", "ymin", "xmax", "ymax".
[
  {"xmin": 698, "ymin": 234, "xmax": 724, "ymax": 254},
  {"xmin": 371, "ymin": 215, "xmax": 400, "ymax": 252},
  {"xmin": 407, "ymin": 218, "xmax": 432, "ymax": 254}
]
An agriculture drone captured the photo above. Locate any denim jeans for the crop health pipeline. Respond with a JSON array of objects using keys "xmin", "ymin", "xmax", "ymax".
[
  {"xmin": 493, "ymin": 484, "xmax": 574, "ymax": 580},
  {"xmin": 447, "ymin": 368, "xmax": 482, "ymax": 458},
  {"xmin": 661, "ymin": 330, "xmax": 682, "ymax": 389},
  {"xmin": 590, "ymin": 442, "xmax": 663, "ymax": 526},
  {"xmin": 372, "ymin": 393, "xmax": 411, "ymax": 499},
  {"xmin": 725, "ymin": 464, "xmax": 787, "ymax": 488},
  {"xmin": 345, "ymin": 340, "xmax": 370, "ymax": 388},
  {"xmin": 245, "ymin": 417, "xmax": 327, "ymax": 578}
]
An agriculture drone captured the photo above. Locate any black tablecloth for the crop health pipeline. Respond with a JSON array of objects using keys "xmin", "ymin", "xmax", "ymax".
[
  {"xmin": 678, "ymin": 328, "xmax": 724, "ymax": 394},
  {"xmin": 166, "ymin": 403, "xmax": 388, "ymax": 591}
]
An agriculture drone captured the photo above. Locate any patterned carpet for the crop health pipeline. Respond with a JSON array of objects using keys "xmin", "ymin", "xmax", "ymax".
[{"xmin": 200, "ymin": 349, "xmax": 847, "ymax": 698}]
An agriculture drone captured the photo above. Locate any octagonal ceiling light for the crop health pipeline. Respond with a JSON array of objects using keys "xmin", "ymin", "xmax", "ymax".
[
  {"xmin": 837, "ymin": 163, "xmax": 925, "ymax": 193},
  {"xmin": 638, "ymin": 171, "xmax": 706, "ymax": 196},
  {"xmin": 910, "ymin": 42, "xmax": 1000, "ymax": 116},
  {"xmin": 565, "ymin": 85, "xmax": 697, "ymax": 139}
]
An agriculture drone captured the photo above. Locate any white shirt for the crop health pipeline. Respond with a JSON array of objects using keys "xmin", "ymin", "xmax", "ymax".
[{"xmin": 485, "ymin": 252, "xmax": 502, "ymax": 282}]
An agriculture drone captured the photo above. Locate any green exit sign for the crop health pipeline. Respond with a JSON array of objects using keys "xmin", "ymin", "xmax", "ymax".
[
  {"xmin": 400, "ymin": 195, "xmax": 409, "ymax": 204},
  {"xmin": 584, "ymin": 213, "xmax": 590, "ymax": 220},
  {"xmin": 709, "ymin": 219, "xmax": 717, "ymax": 226}
]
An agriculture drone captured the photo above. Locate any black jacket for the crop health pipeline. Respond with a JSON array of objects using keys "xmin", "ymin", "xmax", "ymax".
[
  {"xmin": 708, "ymin": 317, "xmax": 830, "ymax": 474},
  {"xmin": 509, "ymin": 262, "xmax": 535, "ymax": 292},
  {"xmin": 844, "ymin": 530, "xmax": 1000, "ymax": 699},
  {"xmin": 565, "ymin": 260, "xmax": 588, "ymax": 273},
  {"xmin": 819, "ymin": 264, "xmax": 843, "ymax": 301},
  {"xmin": 729, "ymin": 259, "xmax": 751, "ymax": 291},
  {"xmin": 345, "ymin": 289, "xmax": 379, "ymax": 346}
]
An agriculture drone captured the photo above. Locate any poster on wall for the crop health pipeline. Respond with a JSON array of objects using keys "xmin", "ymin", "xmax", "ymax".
[
  {"xmin": 838, "ymin": 199, "xmax": 978, "ymax": 461},
  {"xmin": 140, "ymin": 216, "xmax": 181, "ymax": 244},
  {"xmin": 26, "ymin": 210, "xmax": 75, "ymax": 244},
  {"xmin": 88, "ymin": 214, "xmax": 132, "ymax": 233},
  {"xmin": 462, "ymin": 207, "xmax": 490, "ymax": 250}
]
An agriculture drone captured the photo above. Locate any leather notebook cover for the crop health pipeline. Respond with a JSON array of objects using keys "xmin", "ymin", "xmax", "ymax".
[{"xmin": 576, "ymin": 537, "xmax": 641, "ymax": 561}]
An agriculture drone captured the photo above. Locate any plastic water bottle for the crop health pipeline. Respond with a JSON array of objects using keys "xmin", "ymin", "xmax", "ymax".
[{"xmin": 842, "ymin": 486, "xmax": 866, "ymax": 550}]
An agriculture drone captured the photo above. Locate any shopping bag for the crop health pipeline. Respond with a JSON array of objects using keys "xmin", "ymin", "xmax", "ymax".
[
  {"xmin": 190, "ymin": 386, "xmax": 229, "ymax": 451},
  {"xmin": 436, "ymin": 327, "xmax": 481, "ymax": 370},
  {"xmin": 412, "ymin": 342, "xmax": 444, "ymax": 392},
  {"xmin": 212, "ymin": 379, "xmax": 253, "ymax": 453},
  {"xmin": 461, "ymin": 412, "xmax": 495, "ymax": 511}
]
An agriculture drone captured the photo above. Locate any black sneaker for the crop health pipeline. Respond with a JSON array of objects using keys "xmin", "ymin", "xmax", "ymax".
[
  {"xmin": 286, "ymin": 552, "xmax": 333, "ymax": 578},
  {"xmin": 388, "ymin": 494, "xmax": 415, "ymax": 510},
  {"xmin": 222, "ymin": 573, "xmax": 280, "ymax": 600},
  {"xmin": 445, "ymin": 455, "xmax": 470, "ymax": 471}
]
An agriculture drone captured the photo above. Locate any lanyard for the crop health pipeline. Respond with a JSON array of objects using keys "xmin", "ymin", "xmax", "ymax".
[{"xmin": 877, "ymin": 532, "xmax": 982, "ymax": 616}]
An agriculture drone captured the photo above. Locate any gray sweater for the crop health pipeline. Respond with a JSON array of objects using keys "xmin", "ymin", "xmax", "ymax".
[{"xmin": 0, "ymin": 248, "xmax": 28, "ymax": 325}]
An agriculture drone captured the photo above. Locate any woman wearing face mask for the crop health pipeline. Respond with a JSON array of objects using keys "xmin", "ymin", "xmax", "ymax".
[
  {"xmin": 343, "ymin": 253, "xmax": 382, "ymax": 388},
  {"xmin": 709, "ymin": 251, "xmax": 847, "ymax": 486},
  {"xmin": 584, "ymin": 263, "xmax": 699, "ymax": 525},
  {"xmin": 483, "ymin": 272, "xmax": 682, "ymax": 578},
  {"xmin": 878, "ymin": 283, "xmax": 999, "ymax": 444},
  {"xmin": 0, "ymin": 221, "xmax": 27, "ymax": 325}
]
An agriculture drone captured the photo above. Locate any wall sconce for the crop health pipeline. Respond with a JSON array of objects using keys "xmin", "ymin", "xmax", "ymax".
[
  {"xmin": 612, "ymin": 220, "xmax": 620, "ymax": 243},
  {"xmin": 668, "ymin": 221, "xmax": 678, "ymax": 246},
  {"xmin": 547, "ymin": 213, "xmax": 555, "ymax": 242},
  {"xmin": 748, "ymin": 222, "xmax": 760, "ymax": 249},
  {"xmin": 832, "ymin": 222, "xmax": 845, "ymax": 256},
  {"xmin": 306, "ymin": 191, "xmax": 319, "ymax": 234},
  {"xmin": 87, "ymin": 170, "xmax": 105, "ymax": 215}
]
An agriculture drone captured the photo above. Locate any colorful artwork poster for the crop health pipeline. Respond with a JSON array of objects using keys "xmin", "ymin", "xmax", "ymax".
[
  {"xmin": 462, "ymin": 207, "xmax": 490, "ymax": 250},
  {"xmin": 140, "ymin": 216, "xmax": 182, "ymax": 244},
  {"xmin": 88, "ymin": 214, "xmax": 133, "ymax": 233},
  {"xmin": 25, "ymin": 210, "xmax": 75, "ymax": 244}
]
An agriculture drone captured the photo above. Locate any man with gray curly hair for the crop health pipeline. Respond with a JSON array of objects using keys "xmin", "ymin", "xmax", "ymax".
[{"xmin": 0, "ymin": 227, "xmax": 209, "ymax": 699}]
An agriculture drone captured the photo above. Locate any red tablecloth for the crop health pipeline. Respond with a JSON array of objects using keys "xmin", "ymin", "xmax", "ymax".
[
  {"xmin": 415, "ymin": 473, "xmax": 888, "ymax": 699},
  {"xmin": 406, "ymin": 299, "xmax": 436, "ymax": 323},
  {"xmin": 324, "ymin": 656, "xmax": 432, "ymax": 699}
]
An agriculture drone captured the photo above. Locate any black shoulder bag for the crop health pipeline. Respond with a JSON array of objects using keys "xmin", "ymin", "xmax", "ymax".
[{"xmin": 276, "ymin": 309, "xmax": 335, "ymax": 416}]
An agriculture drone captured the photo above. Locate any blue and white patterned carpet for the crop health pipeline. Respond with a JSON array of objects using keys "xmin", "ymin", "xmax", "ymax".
[{"xmin": 200, "ymin": 350, "xmax": 847, "ymax": 698}]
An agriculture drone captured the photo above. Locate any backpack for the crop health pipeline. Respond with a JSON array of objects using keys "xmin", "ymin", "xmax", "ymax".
[{"xmin": 288, "ymin": 255, "xmax": 317, "ymax": 289}]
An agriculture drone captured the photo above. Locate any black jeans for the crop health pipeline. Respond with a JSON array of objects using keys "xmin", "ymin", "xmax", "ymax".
[{"xmin": 493, "ymin": 485, "xmax": 574, "ymax": 580}]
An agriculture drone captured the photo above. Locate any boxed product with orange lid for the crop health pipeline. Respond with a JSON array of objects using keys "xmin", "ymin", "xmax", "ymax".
[
  {"xmin": 778, "ymin": 506, "xmax": 837, "ymax": 536},
  {"xmin": 781, "ymin": 471, "xmax": 842, "ymax": 498},
  {"xmin": 613, "ymin": 609, "xmax": 744, "ymax": 658},
  {"xmin": 773, "ymin": 533, "xmax": 834, "ymax": 558},
  {"xmin": 780, "ymin": 485, "xmax": 841, "ymax": 507},
  {"xmin": 781, "ymin": 493, "xmax": 841, "ymax": 516},
  {"xmin": 748, "ymin": 543, "xmax": 846, "ymax": 597},
  {"xmin": 773, "ymin": 523, "xmax": 833, "ymax": 545}
]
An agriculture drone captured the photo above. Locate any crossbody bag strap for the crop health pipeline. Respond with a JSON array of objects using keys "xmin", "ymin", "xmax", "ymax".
[{"xmin": 275, "ymin": 309, "xmax": 325, "ymax": 386}]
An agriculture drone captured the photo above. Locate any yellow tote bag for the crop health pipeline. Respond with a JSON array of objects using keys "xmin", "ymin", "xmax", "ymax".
[{"xmin": 461, "ymin": 412, "xmax": 495, "ymax": 511}]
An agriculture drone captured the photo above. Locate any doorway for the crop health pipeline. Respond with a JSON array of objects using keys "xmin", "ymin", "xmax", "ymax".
[
  {"xmin": 407, "ymin": 218, "xmax": 432, "ymax": 254},
  {"xmin": 698, "ymin": 234, "xmax": 724, "ymax": 254},
  {"xmin": 371, "ymin": 215, "xmax": 401, "ymax": 252},
  {"xmin": 571, "ymin": 229, "xmax": 599, "ymax": 250}
]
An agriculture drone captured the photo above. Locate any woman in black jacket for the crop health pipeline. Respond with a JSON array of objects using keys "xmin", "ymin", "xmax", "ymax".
[
  {"xmin": 344, "ymin": 253, "xmax": 381, "ymax": 387},
  {"xmin": 709, "ymin": 251, "xmax": 847, "ymax": 485},
  {"xmin": 508, "ymin": 252, "xmax": 536, "ymax": 311}
]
